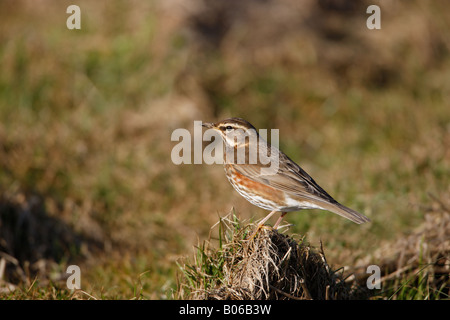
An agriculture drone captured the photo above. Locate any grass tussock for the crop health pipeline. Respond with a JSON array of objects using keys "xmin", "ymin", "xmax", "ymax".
[{"xmin": 178, "ymin": 213, "xmax": 367, "ymax": 300}]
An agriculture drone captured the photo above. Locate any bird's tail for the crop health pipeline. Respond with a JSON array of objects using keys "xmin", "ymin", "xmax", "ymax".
[{"xmin": 320, "ymin": 201, "xmax": 370, "ymax": 224}]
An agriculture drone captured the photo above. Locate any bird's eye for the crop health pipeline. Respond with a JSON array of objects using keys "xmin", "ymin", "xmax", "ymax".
[{"xmin": 225, "ymin": 126, "xmax": 233, "ymax": 131}]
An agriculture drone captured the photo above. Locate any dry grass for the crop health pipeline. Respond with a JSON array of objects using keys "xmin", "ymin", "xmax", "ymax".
[
  {"xmin": 0, "ymin": 189, "xmax": 104, "ymax": 294},
  {"xmin": 350, "ymin": 195, "xmax": 450, "ymax": 299},
  {"xmin": 178, "ymin": 201, "xmax": 449, "ymax": 300},
  {"xmin": 178, "ymin": 213, "xmax": 367, "ymax": 300}
]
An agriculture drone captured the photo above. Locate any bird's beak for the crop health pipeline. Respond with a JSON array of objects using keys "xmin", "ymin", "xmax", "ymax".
[{"xmin": 202, "ymin": 122, "xmax": 215, "ymax": 129}]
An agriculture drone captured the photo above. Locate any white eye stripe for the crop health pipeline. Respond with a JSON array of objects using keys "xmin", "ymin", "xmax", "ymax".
[{"xmin": 222, "ymin": 125, "xmax": 248, "ymax": 131}]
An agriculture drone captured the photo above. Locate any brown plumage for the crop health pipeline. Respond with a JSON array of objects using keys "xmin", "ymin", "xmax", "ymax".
[{"xmin": 202, "ymin": 118, "xmax": 370, "ymax": 232}]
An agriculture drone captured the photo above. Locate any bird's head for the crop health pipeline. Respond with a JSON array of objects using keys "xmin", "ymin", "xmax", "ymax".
[{"xmin": 202, "ymin": 118, "xmax": 258, "ymax": 149}]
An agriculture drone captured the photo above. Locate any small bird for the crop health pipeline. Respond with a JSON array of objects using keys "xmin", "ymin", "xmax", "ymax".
[{"xmin": 202, "ymin": 118, "xmax": 369, "ymax": 235}]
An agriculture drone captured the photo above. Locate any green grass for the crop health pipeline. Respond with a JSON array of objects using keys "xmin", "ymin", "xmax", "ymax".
[{"xmin": 380, "ymin": 263, "xmax": 450, "ymax": 300}]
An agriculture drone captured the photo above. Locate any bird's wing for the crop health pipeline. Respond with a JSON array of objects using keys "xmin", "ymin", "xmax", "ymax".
[
  {"xmin": 231, "ymin": 151, "xmax": 370, "ymax": 224},
  {"xmin": 232, "ymin": 151, "xmax": 336, "ymax": 204}
]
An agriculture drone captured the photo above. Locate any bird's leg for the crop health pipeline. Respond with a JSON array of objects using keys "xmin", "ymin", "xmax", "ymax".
[
  {"xmin": 248, "ymin": 209, "xmax": 278, "ymax": 239},
  {"xmin": 273, "ymin": 212, "xmax": 287, "ymax": 230}
]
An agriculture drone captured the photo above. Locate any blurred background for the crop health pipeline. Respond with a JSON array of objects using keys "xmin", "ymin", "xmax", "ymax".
[{"xmin": 0, "ymin": 0, "xmax": 448, "ymax": 298}]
